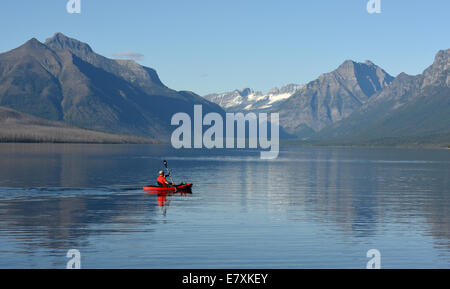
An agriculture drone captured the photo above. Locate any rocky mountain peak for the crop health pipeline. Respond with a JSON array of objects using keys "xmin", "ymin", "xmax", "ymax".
[
  {"xmin": 267, "ymin": 87, "xmax": 280, "ymax": 95},
  {"xmin": 434, "ymin": 49, "xmax": 450, "ymax": 67},
  {"xmin": 0, "ymin": 33, "xmax": 224, "ymax": 139},
  {"xmin": 278, "ymin": 59, "xmax": 394, "ymax": 135},
  {"xmin": 422, "ymin": 48, "xmax": 450, "ymax": 87},
  {"xmin": 238, "ymin": 87, "xmax": 253, "ymax": 97},
  {"xmin": 335, "ymin": 60, "xmax": 356, "ymax": 76},
  {"xmin": 45, "ymin": 32, "xmax": 93, "ymax": 56},
  {"xmin": 18, "ymin": 38, "xmax": 48, "ymax": 52},
  {"xmin": 24, "ymin": 38, "xmax": 41, "ymax": 46}
]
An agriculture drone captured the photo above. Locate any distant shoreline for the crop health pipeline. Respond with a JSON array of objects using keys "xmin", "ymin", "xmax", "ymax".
[
  {"xmin": 0, "ymin": 140, "xmax": 447, "ymax": 151},
  {"xmin": 0, "ymin": 140, "xmax": 163, "ymax": 145},
  {"xmin": 280, "ymin": 142, "xmax": 449, "ymax": 150},
  {"xmin": 0, "ymin": 134, "xmax": 162, "ymax": 145},
  {"xmin": 0, "ymin": 106, "xmax": 163, "ymax": 145}
]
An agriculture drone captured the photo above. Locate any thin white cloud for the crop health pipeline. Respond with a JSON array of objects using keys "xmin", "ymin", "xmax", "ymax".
[{"xmin": 112, "ymin": 52, "xmax": 144, "ymax": 61}]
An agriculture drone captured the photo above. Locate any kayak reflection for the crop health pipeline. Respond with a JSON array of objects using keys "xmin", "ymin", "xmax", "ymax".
[
  {"xmin": 150, "ymin": 191, "xmax": 193, "ymax": 206},
  {"xmin": 143, "ymin": 184, "xmax": 193, "ymax": 215}
]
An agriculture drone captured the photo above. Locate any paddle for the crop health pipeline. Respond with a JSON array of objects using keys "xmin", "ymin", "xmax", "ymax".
[
  {"xmin": 163, "ymin": 160, "xmax": 176, "ymax": 188},
  {"xmin": 162, "ymin": 160, "xmax": 177, "ymax": 206}
]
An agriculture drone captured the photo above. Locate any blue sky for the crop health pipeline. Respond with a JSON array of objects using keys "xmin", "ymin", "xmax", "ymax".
[{"xmin": 0, "ymin": 0, "xmax": 449, "ymax": 95}]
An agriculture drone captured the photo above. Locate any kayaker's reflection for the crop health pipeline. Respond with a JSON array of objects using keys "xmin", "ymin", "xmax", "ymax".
[
  {"xmin": 155, "ymin": 191, "xmax": 192, "ymax": 206},
  {"xmin": 157, "ymin": 194, "xmax": 167, "ymax": 207},
  {"xmin": 151, "ymin": 191, "xmax": 191, "ymax": 216},
  {"xmin": 157, "ymin": 193, "xmax": 170, "ymax": 216}
]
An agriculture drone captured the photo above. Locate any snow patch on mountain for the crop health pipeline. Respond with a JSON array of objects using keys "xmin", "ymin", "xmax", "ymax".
[{"xmin": 204, "ymin": 84, "xmax": 304, "ymax": 112}]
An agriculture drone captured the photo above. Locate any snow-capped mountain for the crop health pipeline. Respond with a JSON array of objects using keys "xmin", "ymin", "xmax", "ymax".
[{"xmin": 203, "ymin": 83, "xmax": 304, "ymax": 112}]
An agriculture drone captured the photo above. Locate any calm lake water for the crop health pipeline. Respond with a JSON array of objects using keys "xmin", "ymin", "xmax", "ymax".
[{"xmin": 0, "ymin": 143, "xmax": 449, "ymax": 268}]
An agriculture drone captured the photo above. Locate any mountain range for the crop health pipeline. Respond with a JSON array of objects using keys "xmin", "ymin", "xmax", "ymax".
[
  {"xmin": 0, "ymin": 33, "xmax": 448, "ymax": 147},
  {"xmin": 206, "ymin": 50, "xmax": 449, "ymax": 147},
  {"xmin": 309, "ymin": 49, "xmax": 450, "ymax": 146},
  {"xmin": 203, "ymin": 84, "xmax": 304, "ymax": 113},
  {"xmin": 206, "ymin": 60, "xmax": 395, "ymax": 137},
  {"xmin": 0, "ymin": 33, "xmax": 223, "ymax": 140}
]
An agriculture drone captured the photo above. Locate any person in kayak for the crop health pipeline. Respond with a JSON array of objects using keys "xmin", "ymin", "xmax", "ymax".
[{"xmin": 157, "ymin": 170, "xmax": 173, "ymax": 187}]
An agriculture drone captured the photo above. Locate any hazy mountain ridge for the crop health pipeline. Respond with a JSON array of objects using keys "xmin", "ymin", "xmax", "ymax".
[
  {"xmin": 203, "ymin": 83, "xmax": 304, "ymax": 112},
  {"xmin": 205, "ymin": 60, "xmax": 394, "ymax": 138},
  {"xmin": 205, "ymin": 50, "xmax": 449, "ymax": 147}
]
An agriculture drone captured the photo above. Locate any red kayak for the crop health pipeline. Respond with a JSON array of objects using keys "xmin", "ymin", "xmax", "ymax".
[{"xmin": 143, "ymin": 183, "xmax": 193, "ymax": 193}]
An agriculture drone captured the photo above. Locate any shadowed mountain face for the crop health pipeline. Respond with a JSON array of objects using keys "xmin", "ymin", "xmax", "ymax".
[
  {"xmin": 277, "ymin": 60, "xmax": 394, "ymax": 137},
  {"xmin": 309, "ymin": 49, "xmax": 450, "ymax": 146},
  {"xmin": 0, "ymin": 106, "xmax": 159, "ymax": 143},
  {"xmin": 0, "ymin": 33, "xmax": 224, "ymax": 139}
]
